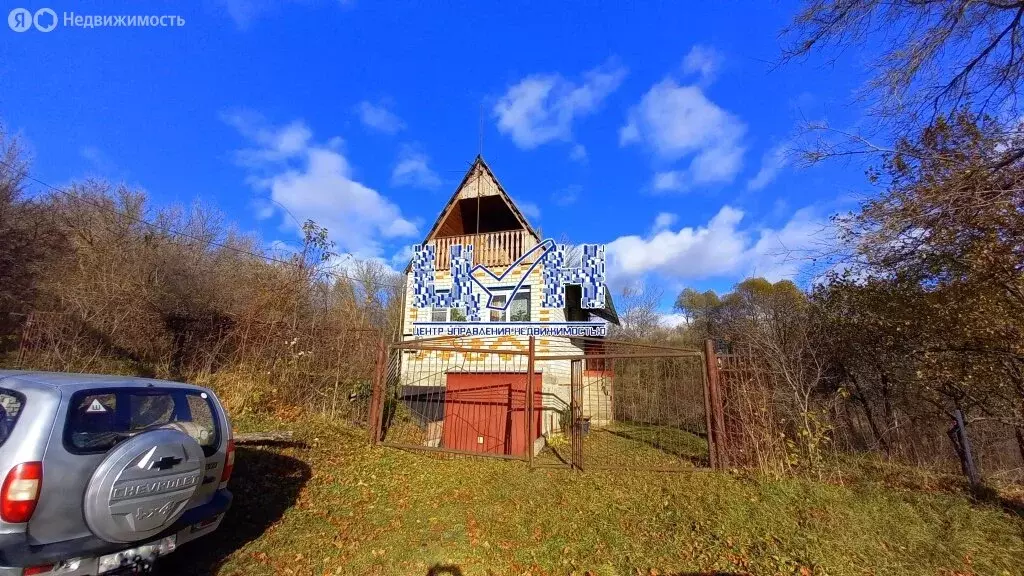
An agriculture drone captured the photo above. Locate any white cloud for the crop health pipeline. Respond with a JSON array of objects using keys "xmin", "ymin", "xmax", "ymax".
[
  {"xmin": 552, "ymin": 184, "xmax": 580, "ymax": 206},
  {"xmin": 652, "ymin": 212, "xmax": 678, "ymax": 232},
  {"xmin": 682, "ymin": 45, "xmax": 722, "ymax": 82},
  {"xmin": 747, "ymin": 144, "xmax": 790, "ymax": 191},
  {"xmin": 267, "ymin": 239, "xmax": 299, "ymax": 256},
  {"xmin": 658, "ymin": 313, "xmax": 691, "ymax": 328},
  {"xmin": 80, "ymin": 146, "xmax": 105, "ymax": 166},
  {"xmin": 607, "ymin": 207, "xmax": 747, "ymax": 282},
  {"xmin": 80, "ymin": 146, "xmax": 119, "ymax": 175},
  {"xmin": 391, "ymin": 146, "xmax": 441, "ymax": 189},
  {"xmin": 494, "ymin": 60, "xmax": 627, "ymax": 149},
  {"xmin": 747, "ymin": 207, "xmax": 829, "ymax": 280},
  {"xmin": 389, "ymin": 245, "xmax": 415, "ymax": 270},
  {"xmin": 619, "ymin": 121, "xmax": 640, "ymax": 144},
  {"xmin": 263, "ymin": 247, "xmax": 403, "ymax": 285},
  {"xmin": 620, "ymin": 54, "xmax": 746, "ymax": 188},
  {"xmin": 356, "ymin": 101, "xmax": 405, "ymax": 134},
  {"xmin": 652, "ymin": 171, "xmax": 685, "ymax": 192},
  {"xmin": 225, "ymin": 113, "xmax": 314, "ymax": 165},
  {"xmin": 690, "ymin": 142, "xmax": 745, "ymax": 184},
  {"xmin": 606, "ymin": 206, "xmax": 825, "ymax": 286},
  {"xmin": 518, "ymin": 201, "xmax": 542, "ymax": 220},
  {"xmin": 328, "ymin": 253, "xmax": 404, "ymax": 282},
  {"xmin": 219, "ymin": 0, "xmax": 342, "ymax": 29},
  {"xmin": 569, "ymin": 144, "xmax": 588, "ymax": 162},
  {"xmin": 224, "ymin": 112, "xmax": 418, "ymax": 257},
  {"xmin": 219, "ymin": 0, "xmax": 273, "ymax": 28}
]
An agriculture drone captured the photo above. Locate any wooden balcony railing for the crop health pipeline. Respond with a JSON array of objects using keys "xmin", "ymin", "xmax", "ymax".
[{"xmin": 431, "ymin": 230, "xmax": 537, "ymax": 270}]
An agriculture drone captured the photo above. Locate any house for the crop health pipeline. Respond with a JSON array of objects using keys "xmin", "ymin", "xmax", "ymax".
[{"xmin": 395, "ymin": 156, "xmax": 619, "ymax": 457}]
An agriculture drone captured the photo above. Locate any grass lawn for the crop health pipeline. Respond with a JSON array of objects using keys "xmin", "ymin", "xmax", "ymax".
[
  {"xmin": 161, "ymin": 416, "xmax": 1024, "ymax": 576},
  {"xmin": 537, "ymin": 423, "xmax": 709, "ymax": 469}
]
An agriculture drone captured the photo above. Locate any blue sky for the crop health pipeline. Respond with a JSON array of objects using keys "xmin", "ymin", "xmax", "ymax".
[{"xmin": 1, "ymin": 0, "xmax": 873, "ymax": 320}]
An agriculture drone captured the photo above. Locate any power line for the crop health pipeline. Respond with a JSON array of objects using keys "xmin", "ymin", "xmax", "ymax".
[{"xmin": 0, "ymin": 159, "xmax": 406, "ymax": 290}]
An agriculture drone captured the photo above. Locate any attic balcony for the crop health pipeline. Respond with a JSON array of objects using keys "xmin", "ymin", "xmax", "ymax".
[{"xmin": 430, "ymin": 230, "xmax": 538, "ymax": 270}]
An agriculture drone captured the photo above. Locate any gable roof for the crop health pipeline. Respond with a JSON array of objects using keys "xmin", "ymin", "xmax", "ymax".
[{"xmin": 419, "ymin": 155, "xmax": 541, "ymax": 245}]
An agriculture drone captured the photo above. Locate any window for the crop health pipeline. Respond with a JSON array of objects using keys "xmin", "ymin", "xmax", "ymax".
[
  {"xmin": 431, "ymin": 306, "xmax": 466, "ymax": 321},
  {"xmin": 65, "ymin": 388, "xmax": 219, "ymax": 456},
  {"xmin": 427, "ymin": 288, "xmax": 526, "ymax": 322},
  {"xmin": 0, "ymin": 389, "xmax": 25, "ymax": 447},
  {"xmin": 509, "ymin": 292, "xmax": 530, "ymax": 322},
  {"xmin": 431, "ymin": 289, "xmax": 450, "ymax": 321},
  {"xmin": 489, "ymin": 295, "xmax": 507, "ymax": 322},
  {"xmin": 130, "ymin": 393, "xmax": 173, "ymax": 429},
  {"xmin": 429, "ymin": 290, "xmax": 465, "ymax": 321},
  {"xmin": 485, "ymin": 287, "xmax": 530, "ymax": 322}
]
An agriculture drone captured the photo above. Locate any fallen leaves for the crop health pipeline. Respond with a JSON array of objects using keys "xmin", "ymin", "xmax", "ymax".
[{"xmin": 178, "ymin": 417, "xmax": 1024, "ymax": 576}]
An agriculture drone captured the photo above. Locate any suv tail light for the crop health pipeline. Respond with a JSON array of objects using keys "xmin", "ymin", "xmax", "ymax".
[
  {"xmin": 1, "ymin": 462, "xmax": 42, "ymax": 523},
  {"xmin": 219, "ymin": 439, "xmax": 235, "ymax": 489}
]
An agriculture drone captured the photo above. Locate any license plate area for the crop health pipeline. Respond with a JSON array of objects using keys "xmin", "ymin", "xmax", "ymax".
[{"xmin": 98, "ymin": 535, "xmax": 177, "ymax": 574}]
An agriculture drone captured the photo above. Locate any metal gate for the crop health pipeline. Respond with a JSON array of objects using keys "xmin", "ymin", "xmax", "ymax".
[{"xmin": 368, "ymin": 336, "xmax": 728, "ymax": 471}]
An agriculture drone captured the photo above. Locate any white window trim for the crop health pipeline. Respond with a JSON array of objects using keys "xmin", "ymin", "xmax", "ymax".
[
  {"xmin": 427, "ymin": 286, "xmax": 531, "ymax": 322},
  {"xmin": 485, "ymin": 286, "xmax": 531, "ymax": 322}
]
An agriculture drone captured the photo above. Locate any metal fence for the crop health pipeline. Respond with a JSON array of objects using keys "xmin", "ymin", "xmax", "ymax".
[
  {"xmin": 368, "ymin": 335, "xmax": 725, "ymax": 472},
  {"xmin": 714, "ymin": 349, "xmax": 1024, "ymax": 481}
]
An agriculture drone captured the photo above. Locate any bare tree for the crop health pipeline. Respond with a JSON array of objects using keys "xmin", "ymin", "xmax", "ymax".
[
  {"xmin": 784, "ymin": 1, "xmax": 1024, "ymax": 164},
  {"xmin": 0, "ymin": 126, "xmax": 64, "ymax": 349},
  {"xmin": 610, "ymin": 285, "xmax": 664, "ymax": 341}
]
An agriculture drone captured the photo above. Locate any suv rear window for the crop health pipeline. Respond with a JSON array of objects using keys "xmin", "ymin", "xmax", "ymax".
[
  {"xmin": 0, "ymin": 389, "xmax": 25, "ymax": 447},
  {"xmin": 64, "ymin": 388, "xmax": 219, "ymax": 456}
]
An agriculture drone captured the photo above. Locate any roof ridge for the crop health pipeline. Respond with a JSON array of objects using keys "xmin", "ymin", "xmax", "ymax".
[{"xmin": 417, "ymin": 156, "xmax": 541, "ymax": 247}]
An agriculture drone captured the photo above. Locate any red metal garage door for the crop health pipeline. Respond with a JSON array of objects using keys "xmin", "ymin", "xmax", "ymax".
[{"xmin": 443, "ymin": 372, "xmax": 542, "ymax": 456}]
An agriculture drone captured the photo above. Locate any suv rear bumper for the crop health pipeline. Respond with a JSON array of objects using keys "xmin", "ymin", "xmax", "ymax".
[{"xmin": 0, "ymin": 488, "xmax": 232, "ymax": 574}]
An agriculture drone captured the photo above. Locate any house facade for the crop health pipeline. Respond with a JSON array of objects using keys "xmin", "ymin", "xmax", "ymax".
[{"xmin": 396, "ymin": 156, "xmax": 618, "ymax": 457}]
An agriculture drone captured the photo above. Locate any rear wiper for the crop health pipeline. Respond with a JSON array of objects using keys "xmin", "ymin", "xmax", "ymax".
[{"xmin": 78, "ymin": 423, "xmax": 169, "ymax": 447}]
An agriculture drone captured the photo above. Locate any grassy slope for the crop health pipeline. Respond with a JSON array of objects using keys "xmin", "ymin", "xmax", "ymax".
[{"xmin": 162, "ymin": 417, "xmax": 1024, "ymax": 576}]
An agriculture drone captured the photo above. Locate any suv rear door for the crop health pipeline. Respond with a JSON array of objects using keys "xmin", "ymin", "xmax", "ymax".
[{"xmin": 29, "ymin": 385, "xmax": 227, "ymax": 545}]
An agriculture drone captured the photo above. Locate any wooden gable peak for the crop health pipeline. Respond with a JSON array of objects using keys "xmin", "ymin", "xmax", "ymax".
[{"xmin": 420, "ymin": 155, "xmax": 541, "ymax": 245}]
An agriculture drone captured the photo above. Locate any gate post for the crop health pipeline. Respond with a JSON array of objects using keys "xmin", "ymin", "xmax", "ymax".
[
  {"xmin": 526, "ymin": 336, "xmax": 535, "ymax": 469},
  {"xmin": 368, "ymin": 339, "xmax": 387, "ymax": 446},
  {"xmin": 570, "ymin": 358, "xmax": 584, "ymax": 470},
  {"xmin": 703, "ymin": 339, "xmax": 728, "ymax": 469},
  {"xmin": 702, "ymin": 346, "xmax": 718, "ymax": 470}
]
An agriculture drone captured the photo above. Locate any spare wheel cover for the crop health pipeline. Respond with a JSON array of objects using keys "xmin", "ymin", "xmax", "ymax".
[{"xmin": 84, "ymin": 428, "xmax": 205, "ymax": 543}]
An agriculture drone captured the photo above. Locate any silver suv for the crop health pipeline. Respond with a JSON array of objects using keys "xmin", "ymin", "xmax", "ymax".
[{"xmin": 0, "ymin": 371, "xmax": 234, "ymax": 575}]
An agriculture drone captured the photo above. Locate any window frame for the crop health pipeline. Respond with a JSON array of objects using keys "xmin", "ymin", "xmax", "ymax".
[
  {"xmin": 430, "ymin": 288, "xmax": 449, "ymax": 321},
  {"xmin": 488, "ymin": 294, "xmax": 508, "ymax": 322},
  {"xmin": 0, "ymin": 388, "xmax": 26, "ymax": 449},
  {"xmin": 485, "ymin": 285, "xmax": 531, "ymax": 322},
  {"xmin": 430, "ymin": 289, "xmax": 468, "ymax": 322},
  {"xmin": 62, "ymin": 387, "xmax": 221, "ymax": 457},
  {"xmin": 427, "ymin": 286, "xmax": 531, "ymax": 322},
  {"xmin": 509, "ymin": 290, "xmax": 531, "ymax": 322}
]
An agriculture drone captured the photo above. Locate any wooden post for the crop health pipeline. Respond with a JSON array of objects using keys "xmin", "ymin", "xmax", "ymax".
[
  {"xmin": 526, "ymin": 336, "xmax": 535, "ymax": 468},
  {"xmin": 702, "ymin": 345, "xmax": 718, "ymax": 470},
  {"xmin": 368, "ymin": 340, "xmax": 387, "ymax": 445},
  {"xmin": 704, "ymin": 339, "xmax": 728, "ymax": 469}
]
